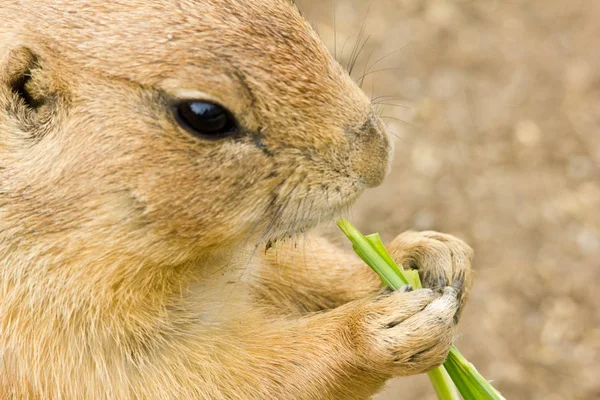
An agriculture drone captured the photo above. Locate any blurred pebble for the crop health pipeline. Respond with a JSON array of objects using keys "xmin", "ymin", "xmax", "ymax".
[
  {"xmin": 576, "ymin": 228, "xmax": 600, "ymax": 255},
  {"xmin": 566, "ymin": 60, "xmax": 592, "ymax": 91},
  {"xmin": 567, "ymin": 156, "xmax": 594, "ymax": 179},
  {"xmin": 411, "ymin": 143, "xmax": 441, "ymax": 176},
  {"xmin": 413, "ymin": 210, "xmax": 436, "ymax": 230},
  {"xmin": 514, "ymin": 120, "xmax": 541, "ymax": 147},
  {"xmin": 426, "ymin": 0, "xmax": 459, "ymax": 28}
]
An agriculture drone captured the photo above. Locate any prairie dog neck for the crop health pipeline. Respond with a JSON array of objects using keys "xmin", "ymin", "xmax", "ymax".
[{"xmin": 186, "ymin": 248, "xmax": 260, "ymax": 326}]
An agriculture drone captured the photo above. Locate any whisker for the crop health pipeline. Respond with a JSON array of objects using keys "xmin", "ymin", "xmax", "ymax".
[
  {"xmin": 332, "ymin": 0, "xmax": 337, "ymax": 61},
  {"xmin": 349, "ymin": 35, "xmax": 371, "ymax": 76},
  {"xmin": 373, "ymin": 102, "xmax": 411, "ymax": 110},
  {"xmin": 370, "ymin": 73, "xmax": 376, "ymax": 102},
  {"xmin": 372, "ymin": 95, "xmax": 415, "ymax": 104},
  {"xmin": 346, "ymin": 35, "xmax": 360, "ymax": 72},
  {"xmin": 355, "ymin": 67, "xmax": 405, "ymax": 83},
  {"xmin": 364, "ymin": 44, "xmax": 409, "ymax": 75},
  {"xmin": 382, "ymin": 122, "xmax": 407, "ymax": 143},
  {"xmin": 381, "ymin": 115, "xmax": 417, "ymax": 130},
  {"xmin": 340, "ymin": 34, "xmax": 354, "ymax": 62},
  {"xmin": 358, "ymin": 48, "xmax": 377, "ymax": 89},
  {"xmin": 347, "ymin": 2, "xmax": 372, "ymax": 74}
]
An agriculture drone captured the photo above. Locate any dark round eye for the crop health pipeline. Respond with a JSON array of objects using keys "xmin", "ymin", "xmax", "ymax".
[{"xmin": 174, "ymin": 101, "xmax": 236, "ymax": 139}]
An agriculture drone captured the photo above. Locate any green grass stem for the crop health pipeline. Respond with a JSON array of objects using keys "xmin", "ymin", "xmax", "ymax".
[{"xmin": 337, "ymin": 219, "xmax": 507, "ymax": 400}]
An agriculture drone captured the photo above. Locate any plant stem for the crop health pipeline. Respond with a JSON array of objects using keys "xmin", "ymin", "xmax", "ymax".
[
  {"xmin": 444, "ymin": 347, "xmax": 507, "ymax": 400},
  {"xmin": 338, "ymin": 220, "xmax": 460, "ymax": 400},
  {"xmin": 429, "ymin": 366, "xmax": 462, "ymax": 400},
  {"xmin": 337, "ymin": 219, "xmax": 508, "ymax": 400}
]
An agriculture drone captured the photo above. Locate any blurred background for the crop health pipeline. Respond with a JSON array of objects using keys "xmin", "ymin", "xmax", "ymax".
[{"xmin": 296, "ymin": 1, "xmax": 599, "ymax": 399}]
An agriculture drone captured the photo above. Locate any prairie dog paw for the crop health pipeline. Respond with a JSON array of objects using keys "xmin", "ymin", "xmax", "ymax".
[
  {"xmin": 387, "ymin": 231, "xmax": 473, "ymax": 314},
  {"xmin": 353, "ymin": 287, "xmax": 459, "ymax": 376}
]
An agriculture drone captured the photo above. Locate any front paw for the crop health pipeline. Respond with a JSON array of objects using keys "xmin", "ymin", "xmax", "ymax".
[
  {"xmin": 351, "ymin": 287, "xmax": 459, "ymax": 376},
  {"xmin": 387, "ymin": 231, "xmax": 474, "ymax": 316}
]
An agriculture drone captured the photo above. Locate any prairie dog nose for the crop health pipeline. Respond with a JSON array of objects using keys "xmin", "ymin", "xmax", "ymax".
[{"xmin": 347, "ymin": 112, "xmax": 393, "ymax": 188}]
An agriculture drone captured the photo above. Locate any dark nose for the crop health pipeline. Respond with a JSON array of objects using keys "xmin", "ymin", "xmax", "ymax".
[{"xmin": 346, "ymin": 113, "xmax": 393, "ymax": 188}]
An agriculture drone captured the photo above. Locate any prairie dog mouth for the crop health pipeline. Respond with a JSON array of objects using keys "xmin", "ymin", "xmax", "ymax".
[{"xmin": 259, "ymin": 180, "xmax": 364, "ymax": 243}]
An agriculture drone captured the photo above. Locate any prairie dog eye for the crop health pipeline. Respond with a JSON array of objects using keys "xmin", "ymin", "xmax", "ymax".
[{"xmin": 174, "ymin": 101, "xmax": 237, "ymax": 139}]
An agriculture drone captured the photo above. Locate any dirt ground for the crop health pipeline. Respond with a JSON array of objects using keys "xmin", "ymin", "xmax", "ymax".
[{"xmin": 296, "ymin": 1, "xmax": 600, "ymax": 399}]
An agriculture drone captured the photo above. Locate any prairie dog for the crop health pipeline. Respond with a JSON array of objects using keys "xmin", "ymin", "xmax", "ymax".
[{"xmin": 0, "ymin": 1, "xmax": 473, "ymax": 399}]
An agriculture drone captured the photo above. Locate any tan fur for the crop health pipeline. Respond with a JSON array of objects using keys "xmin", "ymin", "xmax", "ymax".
[{"xmin": 0, "ymin": 1, "xmax": 473, "ymax": 399}]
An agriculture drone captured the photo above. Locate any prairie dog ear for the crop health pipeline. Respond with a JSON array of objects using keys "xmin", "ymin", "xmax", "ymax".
[{"xmin": 1, "ymin": 46, "xmax": 56, "ymax": 113}]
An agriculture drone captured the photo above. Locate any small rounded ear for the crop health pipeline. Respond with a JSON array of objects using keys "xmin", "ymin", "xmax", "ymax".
[{"xmin": 1, "ymin": 46, "xmax": 53, "ymax": 111}]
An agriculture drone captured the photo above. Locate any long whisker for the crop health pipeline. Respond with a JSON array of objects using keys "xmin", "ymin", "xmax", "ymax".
[
  {"xmin": 382, "ymin": 121, "xmax": 407, "ymax": 143},
  {"xmin": 333, "ymin": 0, "xmax": 337, "ymax": 61},
  {"xmin": 372, "ymin": 95, "xmax": 415, "ymax": 104},
  {"xmin": 370, "ymin": 73, "xmax": 377, "ymax": 102},
  {"xmin": 375, "ymin": 102, "xmax": 411, "ymax": 109},
  {"xmin": 364, "ymin": 44, "xmax": 409, "ymax": 75},
  {"xmin": 349, "ymin": 35, "xmax": 371, "ymax": 76},
  {"xmin": 339, "ymin": 34, "xmax": 354, "ymax": 62},
  {"xmin": 358, "ymin": 48, "xmax": 377, "ymax": 89},
  {"xmin": 381, "ymin": 115, "xmax": 417, "ymax": 130},
  {"xmin": 347, "ymin": 1, "xmax": 372, "ymax": 74},
  {"xmin": 355, "ymin": 67, "xmax": 405, "ymax": 83}
]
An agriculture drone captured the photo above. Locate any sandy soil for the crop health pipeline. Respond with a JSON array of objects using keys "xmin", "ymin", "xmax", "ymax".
[{"xmin": 296, "ymin": 1, "xmax": 600, "ymax": 399}]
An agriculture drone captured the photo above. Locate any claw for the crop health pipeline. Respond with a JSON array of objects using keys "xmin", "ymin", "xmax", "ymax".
[
  {"xmin": 451, "ymin": 278, "xmax": 464, "ymax": 291},
  {"xmin": 442, "ymin": 286, "xmax": 459, "ymax": 297},
  {"xmin": 398, "ymin": 284, "xmax": 413, "ymax": 293}
]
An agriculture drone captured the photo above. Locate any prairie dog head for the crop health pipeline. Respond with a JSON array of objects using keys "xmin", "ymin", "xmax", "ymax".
[{"xmin": 0, "ymin": 0, "xmax": 391, "ymax": 264}]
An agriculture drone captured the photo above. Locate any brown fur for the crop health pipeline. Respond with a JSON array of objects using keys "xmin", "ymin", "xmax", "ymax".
[{"xmin": 0, "ymin": 1, "xmax": 473, "ymax": 399}]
